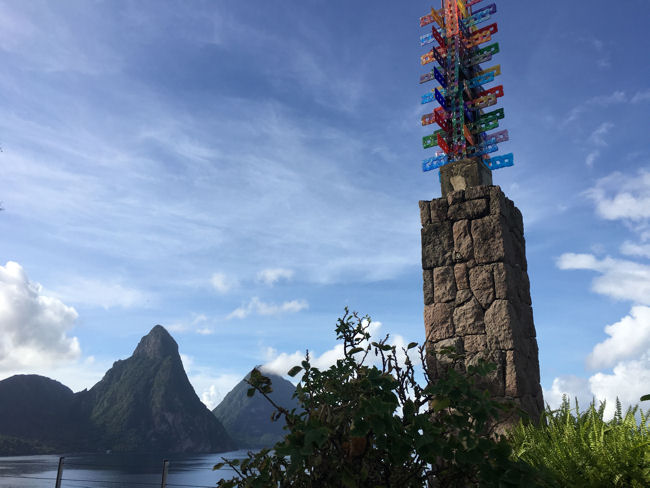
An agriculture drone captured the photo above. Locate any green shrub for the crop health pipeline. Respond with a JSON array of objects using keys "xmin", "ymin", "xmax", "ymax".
[
  {"xmin": 215, "ymin": 309, "xmax": 548, "ymax": 487},
  {"xmin": 509, "ymin": 397, "xmax": 650, "ymax": 487}
]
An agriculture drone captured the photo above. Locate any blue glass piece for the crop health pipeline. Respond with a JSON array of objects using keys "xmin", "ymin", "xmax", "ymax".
[
  {"xmin": 435, "ymin": 88, "xmax": 447, "ymax": 110},
  {"xmin": 464, "ymin": 105, "xmax": 474, "ymax": 122},
  {"xmin": 484, "ymin": 153, "xmax": 514, "ymax": 170},
  {"xmin": 421, "ymin": 92, "xmax": 436, "ymax": 104},
  {"xmin": 473, "ymin": 3, "xmax": 497, "ymax": 16},
  {"xmin": 467, "ymin": 71, "xmax": 495, "ymax": 88},
  {"xmin": 461, "ymin": 9, "xmax": 491, "ymax": 29},
  {"xmin": 467, "ymin": 141, "xmax": 498, "ymax": 157},
  {"xmin": 423, "ymin": 154, "xmax": 449, "ymax": 172},
  {"xmin": 420, "ymin": 33, "xmax": 434, "ymax": 46},
  {"xmin": 431, "ymin": 47, "xmax": 446, "ymax": 70},
  {"xmin": 459, "ymin": 16, "xmax": 471, "ymax": 39},
  {"xmin": 434, "ymin": 67, "xmax": 447, "ymax": 88}
]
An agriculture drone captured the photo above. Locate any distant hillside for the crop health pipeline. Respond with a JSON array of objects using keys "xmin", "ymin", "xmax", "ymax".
[
  {"xmin": 213, "ymin": 369, "xmax": 297, "ymax": 448},
  {"xmin": 0, "ymin": 375, "xmax": 92, "ymax": 453},
  {"xmin": 0, "ymin": 326, "xmax": 236, "ymax": 455}
]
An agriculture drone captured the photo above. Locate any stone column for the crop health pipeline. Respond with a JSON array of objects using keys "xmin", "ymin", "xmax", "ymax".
[{"xmin": 420, "ymin": 185, "xmax": 543, "ymax": 425}]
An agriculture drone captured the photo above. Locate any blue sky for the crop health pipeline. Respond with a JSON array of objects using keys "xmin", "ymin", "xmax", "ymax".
[{"xmin": 0, "ymin": 0, "xmax": 649, "ymax": 415}]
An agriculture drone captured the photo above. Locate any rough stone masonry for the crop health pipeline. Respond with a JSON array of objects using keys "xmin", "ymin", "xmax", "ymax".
[{"xmin": 420, "ymin": 184, "xmax": 544, "ymax": 425}]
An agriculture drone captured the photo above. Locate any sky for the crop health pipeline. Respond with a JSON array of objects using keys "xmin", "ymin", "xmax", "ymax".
[{"xmin": 0, "ymin": 0, "xmax": 649, "ymax": 417}]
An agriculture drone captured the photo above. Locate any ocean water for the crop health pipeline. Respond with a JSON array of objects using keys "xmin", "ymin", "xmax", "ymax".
[{"xmin": 0, "ymin": 450, "xmax": 248, "ymax": 487}]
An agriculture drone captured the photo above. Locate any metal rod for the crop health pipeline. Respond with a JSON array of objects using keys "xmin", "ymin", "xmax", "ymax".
[
  {"xmin": 54, "ymin": 457, "xmax": 64, "ymax": 488},
  {"xmin": 160, "ymin": 459, "xmax": 169, "ymax": 488}
]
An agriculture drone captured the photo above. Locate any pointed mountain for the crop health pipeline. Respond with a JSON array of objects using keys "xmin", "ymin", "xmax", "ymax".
[
  {"xmin": 79, "ymin": 325, "xmax": 236, "ymax": 453},
  {"xmin": 213, "ymin": 368, "xmax": 298, "ymax": 448}
]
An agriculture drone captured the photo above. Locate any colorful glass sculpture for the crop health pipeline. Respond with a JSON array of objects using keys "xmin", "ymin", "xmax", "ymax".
[{"xmin": 419, "ymin": 0, "xmax": 513, "ymax": 173}]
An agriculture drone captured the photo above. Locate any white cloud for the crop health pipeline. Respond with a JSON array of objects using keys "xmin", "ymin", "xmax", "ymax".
[
  {"xmin": 585, "ymin": 150, "xmax": 600, "ymax": 167},
  {"xmin": 585, "ymin": 169, "xmax": 650, "ymax": 222},
  {"xmin": 588, "ymin": 122, "xmax": 614, "ymax": 146},
  {"xmin": 227, "ymin": 297, "xmax": 308, "ymax": 319},
  {"xmin": 563, "ymin": 91, "xmax": 626, "ymax": 125},
  {"xmin": 543, "ymin": 376, "xmax": 592, "ymax": 410},
  {"xmin": 181, "ymin": 353, "xmax": 241, "ymax": 409},
  {"xmin": 583, "ymin": 122, "xmax": 614, "ymax": 167},
  {"xmin": 261, "ymin": 319, "xmax": 414, "ymax": 377},
  {"xmin": 589, "ymin": 354, "xmax": 650, "ymax": 419},
  {"xmin": 631, "ymin": 89, "xmax": 650, "ymax": 103},
  {"xmin": 587, "ymin": 306, "xmax": 650, "ymax": 369},
  {"xmin": 200, "ymin": 376, "xmax": 242, "ymax": 410},
  {"xmin": 557, "ymin": 253, "xmax": 650, "ymax": 305},
  {"xmin": 620, "ymin": 241, "xmax": 650, "ymax": 258},
  {"xmin": 210, "ymin": 272, "xmax": 237, "ymax": 294},
  {"xmin": 51, "ymin": 277, "xmax": 149, "ymax": 309},
  {"xmin": 257, "ymin": 268, "xmax": 294, "ymax": 286},
  {"xmin": 167, "ymin": 313, "xmax": 211, "ymax": 335},
  {"xmin": 0, "ymin": 261, "xmax": 81, "ymax": 371}
]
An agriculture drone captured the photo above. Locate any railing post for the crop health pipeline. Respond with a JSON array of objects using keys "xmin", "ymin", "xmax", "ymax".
[
  {"xmin": 160, "ymin": 459, "xmax": 169, "ymax": 488},
  {"xmin": 54, "ymin": 457, "xmax": 64, "ymax": 488}
]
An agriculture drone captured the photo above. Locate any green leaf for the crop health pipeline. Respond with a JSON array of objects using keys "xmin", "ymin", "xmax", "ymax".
[
  {"xmin": 288, "ymin": 366, "xmax": 303, "ymax": 377},
  {"xmin": 641, "ymin": 394, "xmax": 650, "ymax": 402},
  {"xmin": 407, "ymin": 341, "xmax": 418, "ymax": 349},
  {"xmin": 431, "ymin": 397, "xmax": 450, "ymax": 413},
  {"xmin": 246, "ymin": 387, "xmax": 256, "ymax": 397},
  {"xmin": 349, "ymin": 347, "xmax": 364, "ymax": 354}
]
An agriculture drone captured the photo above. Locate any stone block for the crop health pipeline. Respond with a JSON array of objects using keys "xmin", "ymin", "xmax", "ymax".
[
  {"xmin": 453, "ymin": 297, "xmax": 485, "ymax": 335},
  {"xmin": 463, "ymin": 334, "xmax": 488, "ymax": 353},
  {"xmin": 448, "ymin": 198, "xmax": 489, "ymax": 221},
  {"xmin": 471, "ymin": 214, "xmax": 510, "ymax": 264},
  {"xmin": 469, "ymin": 265, "xmax": 495, "ymax": 309},
  {"xmin": 424, "ymin": 303, "xmax": 454, "ymax": 342},
  {"xmin": 452, "ymin": 219, "xmax": 474, "ymax": 262},
  {"xmin": 419, "ymin": 200, "xmax": 431, "ymax": 225},
  {"xmin": 454, "ymin": 263, "xmax": 469, "ymax": 290},
  {"xmin": 433, "ymin": 266, "xmax": 456, "ymax": 303},
  {"xmin": 492, "ymin": 262, "xmax": 509, "ymax": 300},
  {"xmin": 467, "ymin": 349, "xmax": 505, "ymax": 396},
  {"xmin": 423, "ymin": 270, "xmax": 434, "ymax": 306},
  {"xmin": 427, "ymin": 337, "xmax": 464, "ymax": 376},
  {"xmin": 488, "ymin": 186, "xmax": 507, "ymax": 217},
  {"xmin": 455, "ymin": 288, "xmax": 473, "ymax": 306},
  {"xmin": 465, "ymin": 185, "xmax": 491, "ymax": 200},
  {"xmin": 505, "ymin": 350, "xmax": 531, "ymax": 397},
  {"xmin": 484, "ymin": 300, "xmax": 518, "ymax": 350},
  {"xmin": 429, "ymin": 199, "xmax": 449, "ymax": 224},
  {"xmin": 422, "ymin": 221, "xmax": 453, "ymax": 268},
  {"xmin": 440, "ymin": 158, "xmax": 493, "ymax": 197},
  {"xmin": 447, "ymin": 189, "xmax": 466, "ymax": 205}
]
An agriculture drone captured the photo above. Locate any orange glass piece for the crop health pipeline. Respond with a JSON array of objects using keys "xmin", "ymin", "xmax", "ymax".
[
  {"xmin": 444, "ymin": 0, "xmax": 459, "ymax": 37},
  {"xmin": 463, "ymin": 124, "xmax": 475, "ymax": 145},
  {"xmin": 437, "ymin": 133, "xmax": 451, "ymax": 154},
  {"xmin": 422, "ymin": 112, "xmax": 436, "ymax": 126}
]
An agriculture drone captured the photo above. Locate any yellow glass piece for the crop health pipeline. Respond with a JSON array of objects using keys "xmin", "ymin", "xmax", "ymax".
[
  {"xmin": 478, "ymin": 65, "xmax": 501, "ymax": 77},
  {"xmin": 431, "ymin": 8, "xmax": 444, "ymax": 27},
  {"xmin": 457, "ymin": 0, "xmax": 468, "ymax": 18}
]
